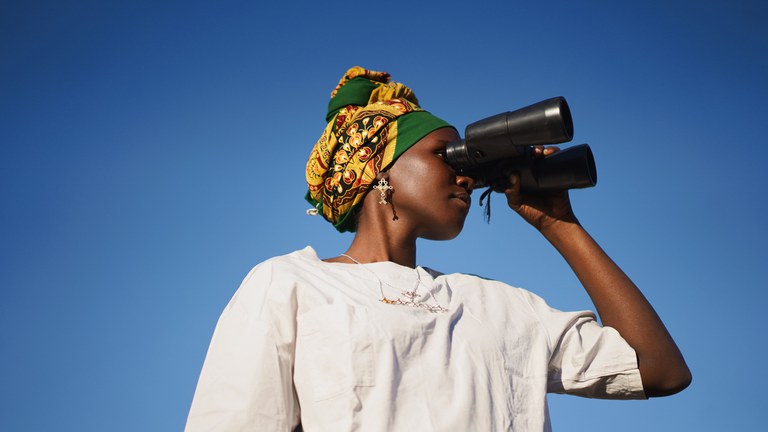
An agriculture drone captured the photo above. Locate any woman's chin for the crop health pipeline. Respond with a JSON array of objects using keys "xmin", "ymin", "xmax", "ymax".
[{"xmin": 421, "ymin": 220, "xmax": 466, "ymax": 241}]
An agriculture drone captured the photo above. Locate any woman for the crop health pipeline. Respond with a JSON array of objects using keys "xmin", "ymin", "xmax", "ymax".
[{"xmin": 186, "ymin": 67, "xmax": 691, "ymax": 431}]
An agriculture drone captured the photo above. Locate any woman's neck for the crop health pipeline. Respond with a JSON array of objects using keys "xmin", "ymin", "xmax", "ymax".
[
  {"xmin": 328, "ymin": 190, "xmax": 419, "ymax": 268},
  {"xmin": 331, "ymin": 207, "xmax": 416, "ymax": 267}
]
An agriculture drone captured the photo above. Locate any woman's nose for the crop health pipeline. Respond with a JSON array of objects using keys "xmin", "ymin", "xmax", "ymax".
[{"xmin": 457, "ymin": 174, "xmax": 475, "ymax": 192}]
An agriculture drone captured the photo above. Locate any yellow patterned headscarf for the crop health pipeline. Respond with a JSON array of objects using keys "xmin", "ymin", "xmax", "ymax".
[{"xmin": 306, "ymin": 66, "xmax": 452, "ymax": 232}]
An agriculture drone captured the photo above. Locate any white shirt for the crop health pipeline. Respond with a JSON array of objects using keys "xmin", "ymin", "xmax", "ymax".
[{"xmin": 186, "ymin": 247, "xmax": 644, "ymax": 431}]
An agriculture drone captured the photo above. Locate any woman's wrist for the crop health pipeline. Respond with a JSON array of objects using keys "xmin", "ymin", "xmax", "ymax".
[{"xmin": 537, "ymin": 215, "xmax": 583, "ymax": 247}]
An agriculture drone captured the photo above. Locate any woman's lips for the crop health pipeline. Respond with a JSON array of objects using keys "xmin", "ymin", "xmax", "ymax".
[{"xmin": 452, "ymin": 192, "xmax": 471, "ymax": 208}]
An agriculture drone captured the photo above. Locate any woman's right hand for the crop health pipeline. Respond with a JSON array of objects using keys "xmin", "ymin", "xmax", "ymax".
[{"xmin": 503, "ymin": 146, "xmax": 579, "ymax": 233}]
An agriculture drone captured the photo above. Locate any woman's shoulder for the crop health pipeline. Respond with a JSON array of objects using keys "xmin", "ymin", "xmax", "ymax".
[
  {"xmin": 246, "ymin": 246, "xmax": 324, "ymax": 276},
  {"xmin": 429, "ymin": 268, "xmax": 514, "ymax": 289},
  {"xmin": 229, "ymin": 247, "xmax": 322, "ymax": 307},
  {"xmin": 432, "ymin": 269, "xmax": 554, "ymax": 309}
]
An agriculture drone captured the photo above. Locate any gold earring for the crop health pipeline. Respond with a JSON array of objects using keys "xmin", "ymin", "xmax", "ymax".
[{"xmin": 373, "ymin": 178, "xmax": 393, "ymax": 205}]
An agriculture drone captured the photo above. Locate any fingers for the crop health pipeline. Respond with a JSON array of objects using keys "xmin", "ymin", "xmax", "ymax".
[
  {"xmin": 532, "ymin": 146, "xmax": 560, "ymax": 157},
  {"xmin": 504, "ymin": 173, "xmax": 522, "ymax": 209},
  {"xmin": 504, "ymin": 146, "xmax": 560, "ymax": 211}
]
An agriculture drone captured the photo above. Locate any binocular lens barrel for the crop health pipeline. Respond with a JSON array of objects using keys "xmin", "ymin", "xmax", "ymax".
[
  {"xmin": 534, "ymin": 144, "xmax": 596, "ymax": 191},
  {"xmin": 445, "ymin": 96, "xmax": 597, "ymax": 192}
]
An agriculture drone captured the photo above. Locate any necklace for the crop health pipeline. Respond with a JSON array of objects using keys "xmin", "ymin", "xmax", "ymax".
[{"xmin": 340, "ymin": 253, "xmax": 448, "ymax": 313}]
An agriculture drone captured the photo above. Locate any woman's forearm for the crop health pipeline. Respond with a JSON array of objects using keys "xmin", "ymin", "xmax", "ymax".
[{"xmin": 540, "ymin": 219, "xmax": 692, "ymax": 397}]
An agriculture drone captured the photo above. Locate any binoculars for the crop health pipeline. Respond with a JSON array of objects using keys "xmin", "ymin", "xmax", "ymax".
[{"xmin": 445, "ymin": 97, "xmax": 596, "ymax": 193}]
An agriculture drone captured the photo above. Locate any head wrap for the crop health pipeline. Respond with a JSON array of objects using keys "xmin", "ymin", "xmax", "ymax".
[{"xmin": 306, "ymin": 66, "xmax": 452, "ymax": 232}]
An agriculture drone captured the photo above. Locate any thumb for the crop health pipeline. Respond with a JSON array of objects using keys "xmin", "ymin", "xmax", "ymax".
[{"xmin": 504, "ymin": 174, "xmax": 522, "ymax": 210}]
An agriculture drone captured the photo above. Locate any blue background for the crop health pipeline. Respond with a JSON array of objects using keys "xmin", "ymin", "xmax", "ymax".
[{"xmin": 2, "ymin": 0, "xmax": 766, "ymax": 430}]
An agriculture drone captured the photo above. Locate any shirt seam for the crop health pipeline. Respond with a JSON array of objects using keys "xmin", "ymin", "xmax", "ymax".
[{"xmin": 519, "ymin": 290, "xmax": 558, "ymax": 358}]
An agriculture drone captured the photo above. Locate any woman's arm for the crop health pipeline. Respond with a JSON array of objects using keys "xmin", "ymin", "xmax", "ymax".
[
  {"xmin": 504, "ymin": 147, "xmax": 691, "ymax": 397},
  {"xmin": 186, "ymin": 264, "xmax": 301, "ymax": 431}
]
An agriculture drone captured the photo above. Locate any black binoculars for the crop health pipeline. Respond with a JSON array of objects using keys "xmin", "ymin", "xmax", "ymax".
[{"xmin": 445, "ymin": 97, "xmax": 596, "ymax": 193}]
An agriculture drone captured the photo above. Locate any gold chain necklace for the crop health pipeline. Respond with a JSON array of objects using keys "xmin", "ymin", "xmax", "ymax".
[{"xmin": 340, "ymin": 254, "xmax": 448, "ymax": 313}]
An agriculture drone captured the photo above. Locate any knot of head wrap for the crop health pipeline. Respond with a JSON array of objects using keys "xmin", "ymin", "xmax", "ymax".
[{"xmin": 305, "ymin": 66, "xmax": 452, "ymax": 233}]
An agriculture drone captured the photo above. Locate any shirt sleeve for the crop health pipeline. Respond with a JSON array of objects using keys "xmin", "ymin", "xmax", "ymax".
[
  {"xmin": 186, "ymin": 263, "xmax": 301, "ymax": 431},
  {"xmin": 522, "ymin": 290, "xmax": 646, "ymax": 399}
]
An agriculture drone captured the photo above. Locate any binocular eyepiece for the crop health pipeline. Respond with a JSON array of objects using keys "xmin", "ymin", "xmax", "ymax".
[{"xmin": 445, "ymin": 97, "xmax": 597, "ymax": 192}]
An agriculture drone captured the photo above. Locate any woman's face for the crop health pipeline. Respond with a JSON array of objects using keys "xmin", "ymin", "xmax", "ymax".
[{"xmin": 386, "ymin": 127, "xmax": 475, "ymax": 240}]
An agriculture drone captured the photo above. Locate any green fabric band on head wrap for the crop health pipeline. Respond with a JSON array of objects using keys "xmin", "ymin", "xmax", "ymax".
[
  {"xmin": 326, "ymin": 77, "xmax": 381, "ymax": 122},
  {"xmin": 306, "ymin": 66, "xmax": 453, "ymax": 233},
  {"xmin": 388, "ymin": 111, "xmax": 452, "ymax": 162}
]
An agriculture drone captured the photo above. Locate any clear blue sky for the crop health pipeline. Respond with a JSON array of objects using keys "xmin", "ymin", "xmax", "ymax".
[{"xmin": 2, "ymin": 1, "xmax": 766, "ymax": 430}]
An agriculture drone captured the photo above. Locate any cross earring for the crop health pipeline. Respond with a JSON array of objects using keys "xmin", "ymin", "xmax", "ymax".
[{"xmin": 373, "ymin": 178, "xmax": 393, "ymax": 205}]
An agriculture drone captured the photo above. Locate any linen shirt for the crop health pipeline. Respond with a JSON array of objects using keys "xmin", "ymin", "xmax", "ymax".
[{"xmin": 186, "ymin": 247, "xmax": 644, "ymax": 431}]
